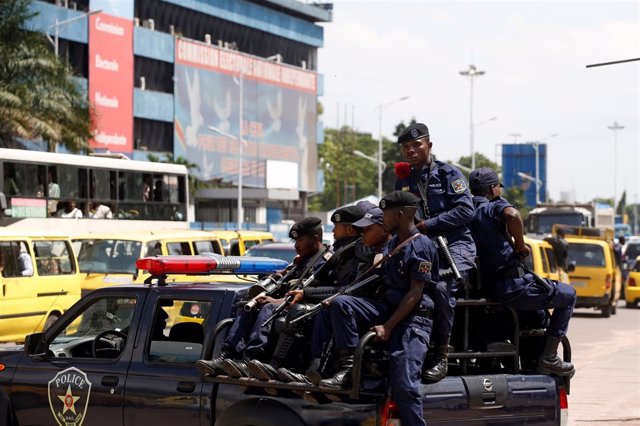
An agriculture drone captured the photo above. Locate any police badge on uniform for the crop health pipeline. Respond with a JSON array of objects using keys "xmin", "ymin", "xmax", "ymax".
[
  {"xmin": 418, "ymin": 261, "xmax": 432, "ymax": 273},
  {"xmin": 48, "ymin": 367, "xmax": 92, "ymax": 426},
  {"xmin": 451, "ymin": 178, "xmax": 467, "ymax": 194}
]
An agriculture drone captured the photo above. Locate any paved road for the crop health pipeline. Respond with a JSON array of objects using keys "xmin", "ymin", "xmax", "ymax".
[{"xmin": 567, "ymin": 302, "xmax": 640, "ymax": 425}]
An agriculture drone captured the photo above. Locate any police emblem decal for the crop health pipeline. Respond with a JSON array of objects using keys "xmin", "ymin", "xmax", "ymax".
[
  {"xmin": 334, "ymin": 213, "xmax": 341, "ymax": 222},
  {"xmin": 451, "ymin": 178, "xmax": 467, "ymax": 194},
  {"xmin": 410, "ymin": 128, "xmax": 419, "ymax": 138},
  {"xmin": 48, "ymin": 367, "xmax": 92, "ymax": 426},
  {"xmin": 291, "ymin": 230, "xmax": 298, "ymax": 239},
  {"xmin": 380, "ymin": 200, "xmax": 386, "ymax": 208},
  {"xmin": 418, "ymin": 261, "xmax": 432, "ymax": 273}
]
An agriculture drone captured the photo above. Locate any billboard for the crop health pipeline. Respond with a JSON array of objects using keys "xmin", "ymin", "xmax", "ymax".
[
  {"xmin": 174, "ymin": 38, "xmax": 318, "ymax": 191},
  {"xmin": 502, "ymin": 143, "xmax": 547, "ymax": 207},
  {"xmin": 88, "ymin": 1, "xmax": 134, "ymax": 153}
]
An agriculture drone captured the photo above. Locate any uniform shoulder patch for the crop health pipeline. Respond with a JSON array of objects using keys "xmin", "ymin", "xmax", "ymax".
[
  {"xmin": 418, "ymin": 261, "xmax": 432, "ymax": 273},
  {"xmin": 451, "ymin": 178, "xmax": 467, "ymax": 194}
]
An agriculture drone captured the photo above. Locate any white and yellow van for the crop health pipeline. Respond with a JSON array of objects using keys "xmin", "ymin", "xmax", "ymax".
[
  {"xmin": 0, "ymin": 231, "xmax": 81, "ymax": 342},
  {"xmin": 523, "ymin": 236, "xmax": 570, "ymax": 282},
  {"xmin": 214, "ymin": 230, "xmax": 275, "ymax": 256},
  {"xmin": 72, "ymin": 230, "xmax": 228, "ymax": 296}
]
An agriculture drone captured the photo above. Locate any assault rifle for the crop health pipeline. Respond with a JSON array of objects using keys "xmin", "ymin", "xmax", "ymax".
[{"xmin": 241, "ymin": 265, "xmax": 299, "ymax": 312}]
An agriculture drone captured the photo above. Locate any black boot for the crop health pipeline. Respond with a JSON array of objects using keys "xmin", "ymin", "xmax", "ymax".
[
  {"xmin": 221, "ymin": 358, "xmax": 252, "ymax": 378},
  {"xmin": 304, "ymin": 358, "xmax": 323, "ymax": 385},
  {"xmin": 536, "ymin": 336, "xmax": 575, "ymax": 377},
  {"xmin": 247, "ymin": 359, "xmax": 279, "ymax": 380},
  {"xmin": 422, "ymin": 344, "xmax": 448, "ymax": 383},
  {"xmin": 195, "ymin": 351, "xmax": 230, "ymax": 376},
  {"xmin": 319, "ymin": 349, "xmax": 354, "ymax": 390},
  {"xmin": 277, "ymin": 367, "xmax": 312, "ymax": 384}
]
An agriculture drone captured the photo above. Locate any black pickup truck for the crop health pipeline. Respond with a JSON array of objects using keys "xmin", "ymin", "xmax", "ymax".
[{"xmin": 0, "ymin": 256, "xmax": 570, "ymax": 426}]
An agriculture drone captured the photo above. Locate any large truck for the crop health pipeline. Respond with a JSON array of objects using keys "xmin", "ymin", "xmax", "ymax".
[{"xmin": 527, "ymin": 202, "xmax": 615, "ymax": 235}]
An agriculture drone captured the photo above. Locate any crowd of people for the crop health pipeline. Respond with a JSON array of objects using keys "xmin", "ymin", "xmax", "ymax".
[{"xmin": 195, "ymin": 122, "xmax": 578, "ymax": 426}]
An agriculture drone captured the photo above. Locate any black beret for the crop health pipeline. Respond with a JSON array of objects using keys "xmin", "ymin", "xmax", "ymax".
[
  {"xmin": 289, "ymin": 217, "xmax": 323, "ymax": 240},
  {"xmin": 379, "ymin": 190, "xmax": 421, "ymax": 210},
  {"xmin": 331, "ymin": 205, "xmax": 365, "ymax": 224},
  {"xmin": 397, "ymin": 123, "xmax": 430, "ymax": 144}
]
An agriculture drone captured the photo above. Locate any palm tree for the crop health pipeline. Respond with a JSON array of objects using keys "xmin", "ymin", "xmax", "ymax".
[{"xmin": 0, "ymin": 0, "xmax": 93, "ymax": 152}]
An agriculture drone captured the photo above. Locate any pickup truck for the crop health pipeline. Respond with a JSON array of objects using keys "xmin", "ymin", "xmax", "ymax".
[{"xmin": 0, "ymin": 255, "xmax": 571, "ymax": 425}]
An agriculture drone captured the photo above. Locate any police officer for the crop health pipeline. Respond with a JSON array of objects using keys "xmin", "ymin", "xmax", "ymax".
[
  {"xmin": 468, "ymin": 168, "xmax": 576, "ymax": 377},
  {"xmin": 279, "ymin": 206, "xmax": 389, "ymax": 384},
  {"xmin": 395, "ymin": 122, "xmax": 476, "ymax": 382},
  {"xmin": 196, "ymin": 217, "xmax": 328, "ymax": 377},
  {"xmin": 319, "ymin": 191, "xmax": 437, "ymax": 426},
  {"xmin": 247, "ymin": 206, "xmax": 368, "ymax": 381}
]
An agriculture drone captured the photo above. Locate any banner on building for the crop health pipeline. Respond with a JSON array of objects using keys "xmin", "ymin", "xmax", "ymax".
[
  {"xmin": 174, "ymin": 38, "xmax": 318, "ymax": 191},
  {"xmin": 88, "ymin": 0, "xmax": 134, "ymax": 153}
]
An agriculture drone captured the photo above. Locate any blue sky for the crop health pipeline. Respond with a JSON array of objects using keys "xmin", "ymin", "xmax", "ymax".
[{"xmin": 318, "ymin": 0, "xmax": 639, "ymax": 203}]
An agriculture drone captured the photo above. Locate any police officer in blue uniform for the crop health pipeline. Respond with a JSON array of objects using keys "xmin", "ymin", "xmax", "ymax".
[
  {"xmin": 468, "ymin": 168, "xmax": 576, "ymax": 377},
  {"xmin": 247, "ymin": 205, "xmax": 369, "ymax": 381},
  {"xmin": 196, "ymin": 217, "xmax": 328, "ymax": 377},
  {"xmin": 395, "ymin": 122, "xmax": 476, "ymax": 382},
  {"xmin": 319, "ymin": 191, "xmax": 437, "ymax": 426}
]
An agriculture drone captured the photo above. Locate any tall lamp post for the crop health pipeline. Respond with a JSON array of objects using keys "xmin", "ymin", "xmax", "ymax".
[
  {"xmin": 353, "ymin": 150, "xmax": 387, "ymax": 198},
  {"xmin": 376, "ymin": 96, "xmax": 409, "ymax": 199},
  {"xmin": 460, "ymin": 64, "xmax": 485, "ymax": 170},
  {"xmin": 608, "ymin": 121, "xmax": 625, "ymax": 210},
  {"xmin": 45, "ymin": 9, "xmax": 102, "ymax": 56}
]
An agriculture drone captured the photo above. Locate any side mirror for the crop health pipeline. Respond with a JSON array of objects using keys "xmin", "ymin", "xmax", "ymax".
[
  {"xmin": 24, "ymin": 332, "xmax": 47, "ymax": 357},
  {"xmin": 566, "ymin": 261, "xmax": 576, "ymax": 274}
]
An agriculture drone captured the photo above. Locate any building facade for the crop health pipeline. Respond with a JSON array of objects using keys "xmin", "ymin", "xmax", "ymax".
[
  {"xmin": 28, "ymin": 0, "xmax": 331, "ymax": 227},
  {"xmin": 502, "ymin": 142, "xmax": 547, "ymax": 207}
]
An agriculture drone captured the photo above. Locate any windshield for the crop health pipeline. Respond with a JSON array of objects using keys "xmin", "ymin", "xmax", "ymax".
[
  {"xmin": 535, "ymin": 214, "xmax": 584, "ymax": 234},
  {"xmin": 568, "ymin": 243, "xmax": 605, "ymax": 267},
  {"xmin": 625, "ymin": 243, "xmax": 640, "ymax": 260},
  {"xmin": 75, "ymin": 239, "xmax": 142, "ymax": 274}
]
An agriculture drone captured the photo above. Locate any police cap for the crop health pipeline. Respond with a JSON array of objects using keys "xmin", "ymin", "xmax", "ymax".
[
  {"xmin": 331, "ymin": 205, "xmax": 365, "ymax": 225},
  {"xmin": 397, "ymin": 123, "xmax": 430, "ymax": 144},
  {"xmin": 289, "ymin": 217, "xmax": 323, "ymax": 240},
  {"xmin": 469, "ymin": 168, "xmax": 504, "ymax": 193},
  {"xmin": 379, "ymin": 190, "xmax": 421, "ymax": 210},
  {"xmin": 352, "ymin": 207, "xmax": 384, "ymax": 228}
]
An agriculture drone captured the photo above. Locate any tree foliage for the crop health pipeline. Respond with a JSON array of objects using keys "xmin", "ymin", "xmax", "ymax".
[
  {"xmin": 310, "ymin": 127, "xmax": 379, "ymax": 211},
  {"xmin": 0, "ymin": 0, "xmax": 93, "ymax": 152}
]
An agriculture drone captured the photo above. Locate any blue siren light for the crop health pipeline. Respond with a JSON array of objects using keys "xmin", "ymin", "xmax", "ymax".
[{"xmin": 136, "ymin": 253, "xmax": 288, "ymax": 276}]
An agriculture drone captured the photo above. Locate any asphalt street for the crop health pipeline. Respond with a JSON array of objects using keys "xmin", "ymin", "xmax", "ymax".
[{"xmin": 567, "ymin": 301, "xmax": 640, "ymax": 425}]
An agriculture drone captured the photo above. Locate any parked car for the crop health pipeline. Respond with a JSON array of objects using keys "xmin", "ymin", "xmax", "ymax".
[{"xmin": 245, "ymin": 241, "xmax": 296, "ymax": 263}]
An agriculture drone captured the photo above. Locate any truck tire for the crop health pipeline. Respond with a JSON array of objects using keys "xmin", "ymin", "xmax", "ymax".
[
  {"xmin": 626, "ymin": 301, "xmax": 638, "ymax": 309},
  {"xmin": 600, "ymin": 303, "xmax": 611, "ymax": 318},
  {"xmin": 43, "ymin": 313, "xmax": 60, "ymax": 331},
  {"xmin": 216, "ymin": 397, "xmax": 305, "ymax": 426}
]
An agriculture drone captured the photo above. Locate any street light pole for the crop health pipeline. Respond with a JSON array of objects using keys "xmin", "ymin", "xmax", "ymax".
[
  {"xmin": 353, "ymin": 150, "xmax": 386, "ymax": 172},
  {"xmin": 608, "ymin": 121, "xmax": 624, "ymax": 210},
  {"xmin": 460, "ymin": 64, "xmax": 485, "ymax": 170},
  {"xmin": 376, "ymin": 96, "xmax": 409, "ymax": 199},
  {"xmin": 45, "ymin": 10, "xmax": 102, "ymax": 56}
]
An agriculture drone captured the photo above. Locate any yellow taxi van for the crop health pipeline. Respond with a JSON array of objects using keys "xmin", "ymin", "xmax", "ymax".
[
  {"xmin": 214, "ymin": 230, "xmax": 275, "ymax": 256},
  {"xmin": 623, "ymin": 256, "xmax": 640, "ymax": 309},
  {"xmin": 71, "ymin": 230, "xmax": 227, "ymax": 296},
  {"xmin": 0, "ymin": 231, "xmax": 81, "ymax": 342},
  {"xmin": 523, "ymin": 236, "xmax": 573, "ymax": 282},
  {"xmin": 558, "ymin": 226, "xmax": 621, "ymax": 317}
]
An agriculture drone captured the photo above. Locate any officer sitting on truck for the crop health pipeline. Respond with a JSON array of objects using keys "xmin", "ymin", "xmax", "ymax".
[
  {"xmin": 245, "ymin": 206, "xmax": 369, "ymax": 381},
  {"xmin": 394, "ymin": 122, "xmax": 476, "ymax": 383},
  {"xmin": 196, "ymin": 217, "xmax": 328, "ymax": 377},
  {"xmin": 317, "ymin": 191, "xmax": 437, "ymax": 426},
  {"xmin": 468, "ymin": 168, "xmax": 577, "ymax": 378}
]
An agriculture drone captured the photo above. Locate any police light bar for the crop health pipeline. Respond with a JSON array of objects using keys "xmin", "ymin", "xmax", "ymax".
[{"xmin": 135, "ymin": 253, "xmax": 288, "ymax": 276}]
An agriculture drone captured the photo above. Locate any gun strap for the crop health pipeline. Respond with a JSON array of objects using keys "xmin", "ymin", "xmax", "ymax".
[
  {"xmin": 412, "ymin": 158, "xmax": 435, "ymax": 220},
  {"xmin": 308, "ymin": 238, "xmax": 361, "ymax": 285},
  {"xmin": 296, "ymin": 246, "xmax": 330, "ymax": 283},
  {"xmin": 356, "ymin": 233, "xmax": 421, "ymax": 279}
]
